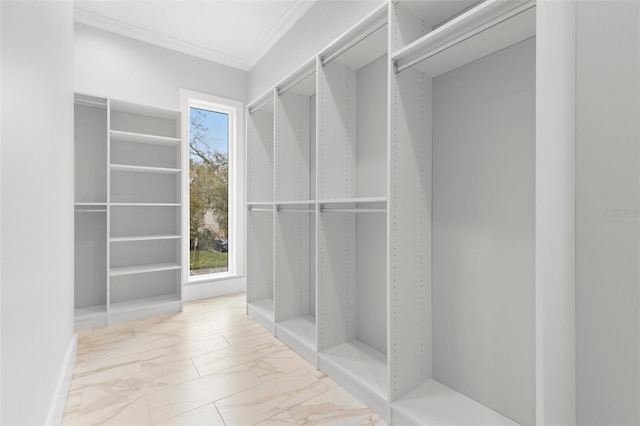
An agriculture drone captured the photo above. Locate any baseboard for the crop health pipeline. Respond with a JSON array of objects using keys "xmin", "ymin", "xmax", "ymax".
[
  {"xmin": 182, "ymin": 275, "xmax": 246, "ymax": 302},
  {"xmin": 46, "ymin": 333, "xmax": 77, "ymax": 426}
]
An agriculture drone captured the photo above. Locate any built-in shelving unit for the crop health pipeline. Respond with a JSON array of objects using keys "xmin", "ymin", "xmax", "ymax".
[
  {"xmin": 247, "ymin": 0, "xmax": 577, "ymax": 424},
  {"xmin": 74, "ymin": 94, "xmax": 183, "ymax": 329}
]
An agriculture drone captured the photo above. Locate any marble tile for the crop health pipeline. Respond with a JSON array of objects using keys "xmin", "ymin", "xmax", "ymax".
[
  {"xmin": 146, "ymin": 364, "xmax": 262, "ymax": 424},
  {"xmin": 215, "ymin": 367, "xmax": 332, "ymax": 425},
  {"xmin": 65, "ymin": 294, "xmax": 381, "ymax": 426},
  {"xmin": 87, "ymin": 333, "xmax": 182, "ymax": 363},
  {"xmin": 254, "ymin": 410, "xmax": 298, "ymax": 425},
  {"xmin": 155, "ymin": 403, "xmax": 225, "ymax": 426},
  {"xmin": 63, "ymin": 397, "xmax": 150, "ymax": 426},
  {"xmin": 139, "ymin": 336, "xmax": 229, "ymax": 371},
  {"xmin": 78, "ymin": 358, "xmax": 200, "ymax": 412},
  {"xmin": 354, "ymin": 413, "xmax": 388, "ymax": 425},
  {"xmin": 221, "ymin": 321, "xmax": 272, "ymax": 346},
  {"xmin": 72, "ymin": 358, "xmax": 142, "ymax": 386},
  {"xmin": 246, "ymin": 348, "xmax": 310, "ymax": 383},
  {"xmin": 287, "ymin": 386, "xmax": 372, "ymax": 425},
  {"xmin": 191, "ymin": 336, "xmax": 285, "ymax": 377}
]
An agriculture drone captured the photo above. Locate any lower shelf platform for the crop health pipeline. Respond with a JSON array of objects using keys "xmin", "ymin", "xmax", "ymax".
[
  {"xmin": 276, "ymin": 315, "xmax": 317, "ymax": 366},
  {"xmin": 74, "ymin": 304, "xmax": 107, "ymax": 330},
  {"xmin": 392, "ymin": 380, "xmax": 519, "ymax": 426},
  {"xmin": 247, "ymin": 299, "xmax": 275, "ymax": 333},
  {"xmin": 319, "ymin": 340, "xmax": 388, "ymax": 418}
]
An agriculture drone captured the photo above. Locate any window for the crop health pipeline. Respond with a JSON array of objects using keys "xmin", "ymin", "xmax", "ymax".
[
  {"xmin": 189, "ymin": 107, "xmax": 229, "ymax": 276},
  {"xmin": 181, "ymin": 91, "xmax": 244, "ymax": 284}
]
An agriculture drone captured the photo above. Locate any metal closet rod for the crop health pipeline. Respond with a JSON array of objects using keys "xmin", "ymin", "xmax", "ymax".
[
  {"xmin": 248, "ymin": 96, "xmax": 273, "ymax": 114},
  {"xmin": 321, "ymin": 17, "xmax": 388, "ymax": 67},
  {"xmin": 277, "ymin": 68, "xmax": 315, "ymax": 96},
  {"xmin": 278, "ymin": 208, "xmax": 315, "ymax": 213},
  {"xmin": 320, "ymin": 208, "xmax": 386, "ymax": 213},
  {"xmin": 248, "ymin": 207, "xmax": 274, "ymax": 212},
  {"xmin": 394, "ymin": 1, "xmax": 534, "ymax": 74}
]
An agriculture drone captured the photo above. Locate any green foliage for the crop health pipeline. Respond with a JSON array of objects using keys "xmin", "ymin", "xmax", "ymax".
[
  {"xmin": 189, "ymin": 109, "xmax": 228, "ymax": 242},
  {"xmin": 190, "ymin": 250, "xmax": 228, "ymax": 270}
]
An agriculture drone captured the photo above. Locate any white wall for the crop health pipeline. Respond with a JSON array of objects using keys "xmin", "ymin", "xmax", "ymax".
[
  {"xmin": 248, "ymin": 0, "xmax": 383, "ymax": 101},
  {"xmin": 576, "ymin": 1, "xmax": 640, "ymax": 424},
  {"xmin": 75, "ymin": 23, "xmax": 249, "ymax": 109},
  {"xmin": 1, "ymin": 1, "xmax": 75, "ymax": 424}
]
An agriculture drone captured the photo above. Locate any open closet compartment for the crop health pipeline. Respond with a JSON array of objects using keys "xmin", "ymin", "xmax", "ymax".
[
  {"xmin": 317, "ymin": 4, "xmax": 388, "ymax": 202},
  {"xmin": 74, "ymin": 94, "xmax": 109, "ymax": 329},
  {"xmin": 246, "ymin": 204, "xmax": 275, "ymax": 333},
  {"xmin": 247, "ymin": 91, "xmax": 275, "ymax": 203},
  {"xmin": 389, "ymin": 1, "xmax": 554, "ymax": 424},
  {"xmin": 275, "ymin": 59, "xmax": 317, "ymax": 203},
  {"xmin": 317, "ymin": 197, "xmax": 389, "ymax": 416},
  {"xmin": 246, "ymin": 92, "xmax": 276, "ymax": 332},
  {"xmin": 109, "ymin": 99, "xmax": 183, "ymax": 323},
  {"xmin": 274, "ymin": 202, "xmax": 317, "ymax": 365}
]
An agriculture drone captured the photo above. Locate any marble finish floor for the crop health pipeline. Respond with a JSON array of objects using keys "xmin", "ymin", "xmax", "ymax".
[{"xmin": 62, "ymin": 293, "xmax": 386, "ymax": 425}]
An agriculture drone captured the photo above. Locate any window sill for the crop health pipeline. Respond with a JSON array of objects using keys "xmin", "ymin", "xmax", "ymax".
[{"xmin": 185, "ymin": 272, "xmax": 246, "ymax": 285}]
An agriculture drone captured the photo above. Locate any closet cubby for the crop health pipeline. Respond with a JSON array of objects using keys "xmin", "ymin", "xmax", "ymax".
[
  {"xmin": 390, "ymin": 1, "xmax": 536, "ymax": 424},
  {"xmin": 274, "ymin": 202, "xmax": 317, "ymax": 364},
  {"xmin": 247, "ymin": 93, "xmax": 274, "ymax": 203},
  {"xmin": 74, "ymin": 94, "xmax": 109, "ymax": 329},
  {"xmin": 274, "ymin": 60, "xmax": 317, "ymax": 202},
  {"xmin": 248, "ymin": 1, "xmax": 575, "ymax": 423},
  {"xmin": 317, "ymin": 6, "xmax": 388, "ymax": 201},
  {"xmin": 317, "ymin": 201, "xmax": 387, "ymax": 414},
  {"xmin": 110, "ymin": 170, "xmax": 180, "ymax": 204},
  {"xmin": 246, "ymin": 206, "xmax": 275, "ymax": 333},
  {"xmin": 73, "ymin": 94, "xmax": 183, "ymax": 330}
]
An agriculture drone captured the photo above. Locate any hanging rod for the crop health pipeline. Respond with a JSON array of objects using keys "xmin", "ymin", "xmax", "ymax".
[
  {"xmin": 75, "ymin": 209, "xmax": 107, "ymax": 213},
  {"xmin": 248, "ymin": 96, "xmax": 273, "ymax": 115},
  {"xmin": 321, "ymin": 17, "xmax": 388, "ymax": 67},
  {"xmin": 320, "ymin": 208, "xmax": 386, "ymax": 213},
  {"xmin": 278, "ymin": 208, "xmax": 315, "ymax": 213},
  {"xmin": 394, "ymin": 0, "xmax": 534, "ymax": 74},
  {"xmin": 277, "ymin": 68, "xmax": 315, "ymax": 96},
  {"xmin": 248, "ymin": 207, "xmax": 274, "ymax": 212}
]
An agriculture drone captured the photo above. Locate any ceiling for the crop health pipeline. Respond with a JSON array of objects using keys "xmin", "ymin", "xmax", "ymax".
[{"xmin": 74, "ymin": 0, "xmax": 317, "ymax": 71}]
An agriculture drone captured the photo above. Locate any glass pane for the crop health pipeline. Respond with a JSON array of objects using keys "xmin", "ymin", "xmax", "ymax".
[{"xmin": 189, "ymin": 107, "xmax": 229, "ymax": 276}]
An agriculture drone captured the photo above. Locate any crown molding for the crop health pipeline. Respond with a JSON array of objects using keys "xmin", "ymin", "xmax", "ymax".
[
  {"xmin": 74, "ymin": 1, "xmax": 316, "ymax": 72},
  {"xmin": 245, "ymin": 0, "xmax": 316, "ymax": 69}
]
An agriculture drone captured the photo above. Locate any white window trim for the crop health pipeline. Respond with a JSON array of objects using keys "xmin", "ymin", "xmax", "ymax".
[{"xmin": 180, "ymin": 89, "xmax": 245, "ymax": 285}]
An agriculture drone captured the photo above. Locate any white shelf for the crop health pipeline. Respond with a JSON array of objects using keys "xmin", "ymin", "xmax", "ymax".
[
  {"xmin": 318, "ymin": 196, "xmax": 386, "ymax": 205},
  {"xmin": 320, "ymin": 340, "xmax": 387, "ymax": 400},
  {"xmin": 392, "ymin": 380, "xmax": 519, "ymax": 426},
  {"xmin": 74, "ymin": 304, "xmax": 107, "ymax": 320},
  {"xmin": 247, "ymin": 201, "xmax": 275, "ymax": 207},
  {"xmin": 392, "ymin": 0, "xmax": 536, "ymax": 77},
  {"xmin": 111, "ymin": 202, "xmax": 180, "ymax": 207},
  {"xmin": 110, "ymin": 234, "xmax": 181, "ymax": 243},
  {"xmin": 275, "ymin": 200, "xmax": 316, "ymax": 206},
  {"xmin": 110, "ymin": 294, "xmax": 180, "ymax": 314},
  {"xmin": 110, "ymin": 164, "xmax": 181, "ymax": 174},
  {"xmin": 248, "ymin": 299, "xmax": 274, "ymax": 319},
  {"xmin": 110, "ymin": 99, "xmax": 181, "ymax": 120},
  {"xmin": 110, "ymin": 262, "xmax": 180, "ymax": 277},
  {"xmin": 110, "ymin": 130, "xmax": 180, "ymax": 147},
  {"xmin": 75, "ymin": 202, "xmax": 107, "ymax": 206},
  {"xmin": 277, "ymin": 315, "xmax": 316, "ymax": 350}
]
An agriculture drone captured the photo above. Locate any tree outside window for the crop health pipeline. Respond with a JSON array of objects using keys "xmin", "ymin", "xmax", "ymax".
[{"xmin": 189, "ymin": 107, "xmax": 229, "ymax": 275}]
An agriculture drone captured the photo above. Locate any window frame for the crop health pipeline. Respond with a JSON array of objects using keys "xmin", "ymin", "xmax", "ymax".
[{"xmin": 180, "ymin": 90, "xmax": 245, "ymax": 285}]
